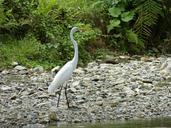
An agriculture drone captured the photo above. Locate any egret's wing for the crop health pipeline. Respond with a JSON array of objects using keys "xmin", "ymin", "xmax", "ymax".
[{"xmin": 48, "ymin": 61, "xmax": 73, "ymax": 93}]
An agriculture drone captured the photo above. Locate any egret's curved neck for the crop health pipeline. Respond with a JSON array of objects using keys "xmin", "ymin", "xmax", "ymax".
[{"xmin": 70, "ymin": 31, "xmax": 78, "ymax": 69}]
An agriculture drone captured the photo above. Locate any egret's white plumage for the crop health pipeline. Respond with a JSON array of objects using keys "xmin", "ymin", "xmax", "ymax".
[
  {"xmin": 48, "ymin": 27, "xmax": 79, "ymax": 105},
  {"xmin": 48, "ymin": 61, "xmax": 73, "ymax": 93}
]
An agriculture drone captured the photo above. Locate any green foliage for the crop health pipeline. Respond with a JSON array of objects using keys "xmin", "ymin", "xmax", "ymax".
[
  {"xmin": 93, "ymin": 48, "xmax": 113, "ymax": 60},
  {"xmin": 133, "ymin": 0, "xmax": 163, "ymax": 41},
  {"xmin": 121, "ymin": 12, "xmax": 135, "ymax": 22},
  {"xmin": 0, "ymin": 0, "xmax": 36, "ymax": 37},
  {"xmin": 0, "ymin": 35, "xmax": 42, "ymax": 68},
  {"xmin": 107, "ymin": 20, "xmax": 121, "ymax": 32},
  {"xmin": 109, "ymin": 7, "xmax": 122, "ymax": 17},
  {"xmin": 0, "ymin": 0, "xmax": 5, "ymax": 24},
  {"xmin": 0, "ymin": 0, "xmax": 99, "ymax": 68},
  {"xmin": 151, "ymin": 0, "xmax": 171, "ymax": 53},
  {"xmin": 35, "ymin": 0, "xmax": 57, "ymax": 15},
  {"xmin": 126, "ymin": 29, "xmax": 144, "ymax": 52},
  {"xmin": 107, "ymin": 0, "xmax": 143, "ymax": 53},
  {"xmin": 0, "ymin": 0, "xmax": 170, "ymax": 69}
]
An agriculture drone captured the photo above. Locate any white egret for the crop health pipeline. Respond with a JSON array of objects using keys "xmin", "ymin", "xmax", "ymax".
[{"xmin": 48, "ymin": 27, "xmax": 79, "ymax": 108}]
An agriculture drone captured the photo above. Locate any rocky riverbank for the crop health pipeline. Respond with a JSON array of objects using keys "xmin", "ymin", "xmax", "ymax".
[{"xmin": 0, "ymin": 56, "xmax": 171, "ymax": 127}]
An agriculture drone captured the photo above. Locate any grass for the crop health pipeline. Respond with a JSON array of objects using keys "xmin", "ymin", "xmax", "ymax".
[{"xmin": 0, "ymin": 35, "xmax": 58, "ymax": 70}]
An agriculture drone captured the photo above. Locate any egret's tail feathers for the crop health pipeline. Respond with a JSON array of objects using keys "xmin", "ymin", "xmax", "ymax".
[{"xmin": 48, "ymin": 84, "xmax": 55, "ymax": 93}]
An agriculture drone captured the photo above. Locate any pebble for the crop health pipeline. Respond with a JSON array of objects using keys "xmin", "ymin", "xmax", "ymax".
[
  {"xmin": 51, "ymin": 66, "xmax": 60, "ymax": 74},
  {"xmin": 11, "ymin": 61, "xmax": 19, "ymax": 66},
  {"xmin": 33, "ymin": 66, "xmax": 44, "ymax": 73},
  {"xmin": 14, "ymin": 65, "xmax": 27, "ymax": 71},
  {"xmin": 1, "ymin": 86, "xmax": 12, "ymax": 91}
]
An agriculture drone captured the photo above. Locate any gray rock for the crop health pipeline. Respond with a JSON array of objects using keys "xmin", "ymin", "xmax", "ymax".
[
  {"xmin": 95, "ymin": 101, "xmax": 103, "ymax": 106},
  {"xmin": 48, "ymin": 112, "xmax": 57, "ymax": 121},
  {"xmin": 74, "ymin": 68, "xmax": 85, "ymax": 74},
  {"xmin": 38, "ymin": 94, "xmax": 49, "ymax": 98},
  {"xmin": 33, "ymin": 66, "xmax": 44, "ymax": 73},
  {"xmin": 36, "ymin": 101, "xmax": 51, "ymax": 107},
  {"xmin": 51, "ymin": 66, "xmax": 60, "ymax": 74},
  {"xmin": 122, "ymin": 86, "xmax": 135, "ymax": 97},
  {"xmin": 96, "ymin": 97, "xmax": 103, "ymax": 101},
  {"xmin": 11, "ymin": 61, "xmax": 19, "ymax": 66},
  {"xmin": 14, "ymin": 65, "xmax": 27, "ymax": 71},
  {"xmin": 1, "ymin": 86, "xmax": 12, "ymax": 91},
  {"xmin": 69, "ymin": 87, "xmax": 77, "ymax": 93},
  {"xmin": 1, "ymin": 70, "xmax": 9, "ymax": 74},
  {"xmin": 72, "ymin": 81, "xmax": 80, "ymax": 87}
]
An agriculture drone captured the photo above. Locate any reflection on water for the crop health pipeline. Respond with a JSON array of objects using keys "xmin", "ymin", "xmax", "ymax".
[{"xmin": 48, "ymin": 117, "xmax": 171, "ymax": 128}]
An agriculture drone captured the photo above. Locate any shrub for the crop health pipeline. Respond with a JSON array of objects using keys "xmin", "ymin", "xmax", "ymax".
[{"xmin": 0, "ymin": 35, "xmax": 43, "ymax": 68}]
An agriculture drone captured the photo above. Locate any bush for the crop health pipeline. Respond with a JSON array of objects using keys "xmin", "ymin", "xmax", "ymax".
[
  {"xmin": 0, "ymin": 0, "xmax": 171, "ymax": 69},
  {"xmin": 0, "ymin": 35, "xmax": 43, "ymax": 68}
]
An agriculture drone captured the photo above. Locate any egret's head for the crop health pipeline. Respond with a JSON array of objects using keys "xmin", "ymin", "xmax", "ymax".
[{"xmin": 71, "ymin": 27, "xmax": 79, "ymax": 34}]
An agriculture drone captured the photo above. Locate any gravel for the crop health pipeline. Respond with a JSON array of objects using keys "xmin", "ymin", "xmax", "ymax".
[{"xmin": 0, "ymin": 56, "xmax": 171, "ymax": 127}]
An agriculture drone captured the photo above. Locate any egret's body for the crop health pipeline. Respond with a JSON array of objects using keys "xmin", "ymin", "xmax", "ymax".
[
  {"xmin": 48, "ymin": 27, "xmax": 79, "ymax": 107},
  {"xmin": 48, "ymin": 61, "xmax": 73, "ymax": 93}
]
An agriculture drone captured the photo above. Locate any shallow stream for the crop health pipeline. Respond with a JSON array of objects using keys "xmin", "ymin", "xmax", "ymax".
[{"xmin": 48, "ymin": 117, "xmax": 171, "ymax": 128}]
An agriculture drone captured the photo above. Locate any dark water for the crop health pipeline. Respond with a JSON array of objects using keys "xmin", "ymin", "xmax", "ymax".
[{"xmin": 48, "ymin": 118, "xmax": 171, "ymax": 128}]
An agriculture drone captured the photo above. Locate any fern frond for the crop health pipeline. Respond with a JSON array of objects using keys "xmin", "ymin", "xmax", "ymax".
[{"xmin": 134, "ymin": 0, "xmax": 162, "ymax": 40}]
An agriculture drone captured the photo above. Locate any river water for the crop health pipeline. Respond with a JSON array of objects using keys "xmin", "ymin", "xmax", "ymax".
[{"xmin": 48, "ymin": 118, "xmax": 171, "ymax": 128}]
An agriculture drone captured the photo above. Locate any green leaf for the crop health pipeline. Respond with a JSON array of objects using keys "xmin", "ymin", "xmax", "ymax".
[
  {"xmin": 36, "ymin": 0, "xmax": 57, "ymax": 15},
  {"xmin": 113, "ymin": 0, "xmax": 121, "ymax": 4},
  {"xmin": 126, "ymin": 30, "xmax": 144, "ymax": 47},
  {"xmin": 107, "ymin": 20, "xmax": 121, "ymax": 32},
  {"xmin": 91, "ymin": 1, "xmax": 104, "ymax": 8},
  {"xmin": 121, "ymin": 11, "xmax": 135, "ymax": 22},
  {"xmin": 109, "ymin": 7, "xmax": 122, "ymax": 17},
  {"xmin": 126, "ymin": 30, "xmax": 138, "ymax": 44},
  {"xmin": 169, "ymin": 7, "xmax": 171, "ymax": 12}
]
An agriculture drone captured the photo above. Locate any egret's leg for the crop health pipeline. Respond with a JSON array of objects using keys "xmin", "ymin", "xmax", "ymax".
[
  {"xmin": 64, "ymin": 83, "xmax": 70, "ymax": 108},
  {"xmin": 57, "ymin": 85, "xmax": 63, "ymax": 107}
]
